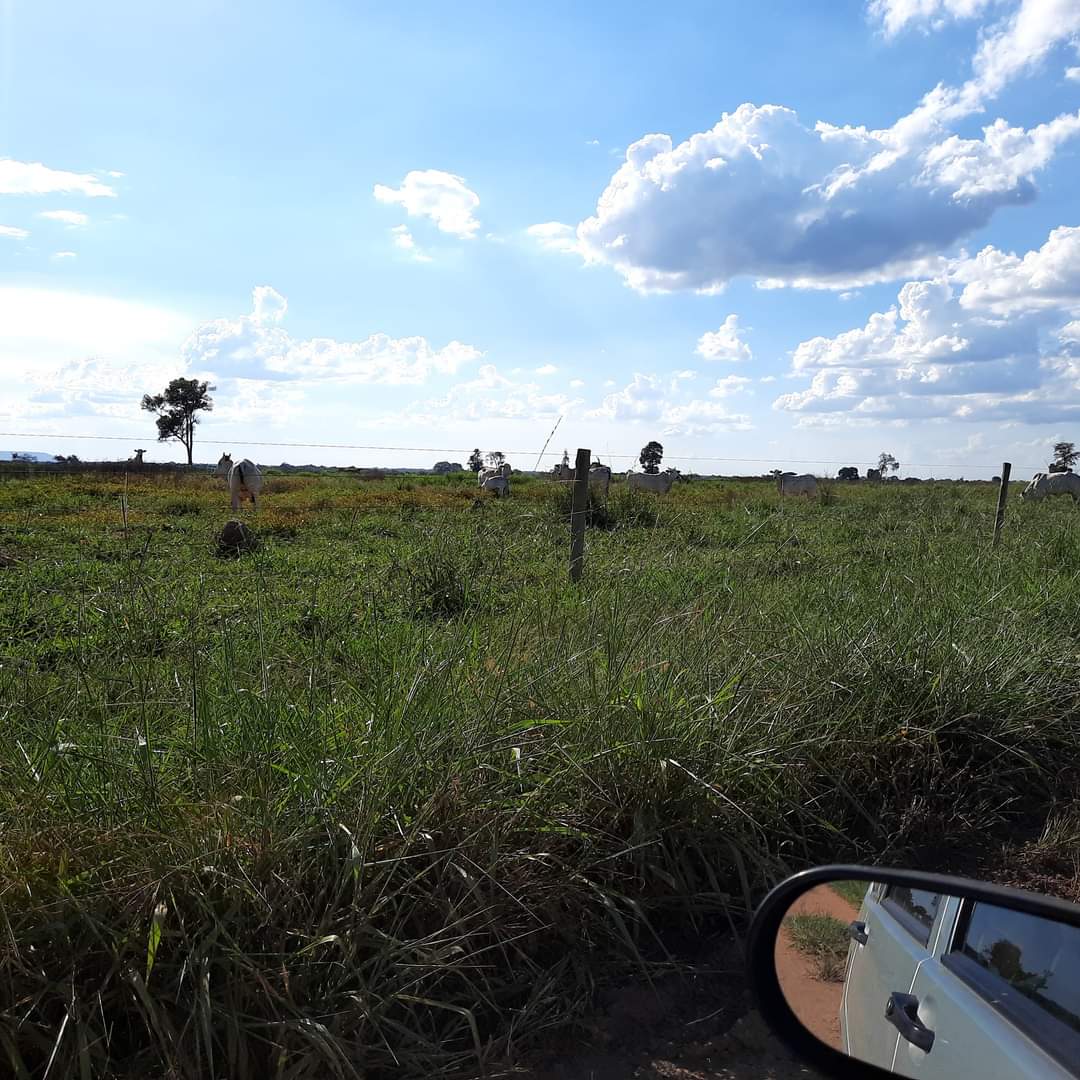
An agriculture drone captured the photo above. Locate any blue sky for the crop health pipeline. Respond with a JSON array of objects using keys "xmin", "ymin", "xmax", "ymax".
[{"xmin": 2, "ymin": 0, "xmax": 1080, "ymax": 475}]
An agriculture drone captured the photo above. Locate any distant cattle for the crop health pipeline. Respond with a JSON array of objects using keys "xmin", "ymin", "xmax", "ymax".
[
  {"xmin": 551, "ymin": 462, "xmax": 574, "ymax": 482},
  {"xmin": 589, "ymin": 464, "xmax": 612, "ymax": 500},
  {"xmin": 628, "ymin": 469, "xmax": 679, "ymax": 495},
  {"xmin": 216, "ymin": 453, "xmax": 263, "ymax": 510},
  {"xmin": 480, "ymin": 475, "xmax": 510, "ymax": 497},
  {"xmin": 478, "ymin": 463, "xmax": 511, "ymax": 487},
  {"xmin": 1021, "ymin": 472, "xmax": 1080, "ymax": 502},
  {"xmin": 778, "ymin": 473, "xmax": 817, "ymax": 497},
  {"xmin": 130, "ymin": 448, "xmax": 146, "ymax": 466}
]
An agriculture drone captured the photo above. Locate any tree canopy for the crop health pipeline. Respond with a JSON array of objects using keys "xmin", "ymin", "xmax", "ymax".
[
  {"xmin": 639, "ymin": 441, "xmax": 664, "ymax": 474},
  {"xmin": 141, "ymin": 378, "xmax": 214, "ymax": 465}
]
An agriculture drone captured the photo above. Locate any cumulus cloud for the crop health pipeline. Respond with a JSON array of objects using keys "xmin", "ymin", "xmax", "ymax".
[
  {"xmin": 183, "ymin": 286, "xmax": 482, "ymax": 385},
  {"xmin": 527, "ymin": 221, "xmax": 582, "ymax": 255},
  {"xmin": 373, "ymin": 170, "xmax": 480, "ymax": 238},
  {"xmin": 39, "ymin": 209, "xmax": 88, "ymax": 227},
  {"xmin": 868, "ymin": 0, "xmax": 998, "ymax": 36},
  {"xmin": 0, "ymin": 159, "xmax": 116, "ymax": 197},
  {"xmin": 589, "ymin": 372, "xmax": 751, "ymax": 433},
  {"xmin": 0, "ymin": 224, "xmax": 28, "ymax": 239},
  {"xmin": 390, "ymin": 224, "xmax": 433, "ymax": 262},
  {"xmin": 535, "ymin": 363, "xmax": 558, "ymax": 375},
  {"xmin": 402, "ymin": 364, "xmax": 581, "ymax": 424},
  {"xmin": 775, "ymin": 225, "xmax": 1080, "ymax": 424},
  {"xmin": 696, "ymin": 315, "xmax": 752, "ymax": 362},
  {"xmin": 566, "ymin": 1, "xmax": 1080, "ymax": 291},
  {"xmin": 0, "ymin": 287, "xmax": 192, "ymax": 423}
]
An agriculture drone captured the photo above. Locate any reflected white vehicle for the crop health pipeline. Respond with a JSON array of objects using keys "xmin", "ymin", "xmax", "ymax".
[{"xmin": 840, "ymin": 883, "xmax": 1080, "ymax": 1078}]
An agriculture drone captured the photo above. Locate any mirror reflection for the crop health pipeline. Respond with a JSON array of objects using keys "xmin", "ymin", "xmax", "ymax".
[{"xmin": 774, "ymin": 878, "xmax": 1080, "ymax": 1078}]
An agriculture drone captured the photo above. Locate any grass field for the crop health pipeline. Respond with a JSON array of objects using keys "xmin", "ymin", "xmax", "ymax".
[{"xmin": 2, "ymin": 468, "xmax": 1079, "ymax": 1078}]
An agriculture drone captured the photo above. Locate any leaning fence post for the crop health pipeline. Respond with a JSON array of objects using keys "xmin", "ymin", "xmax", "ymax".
[
  {"xmin": 569, "ymin": 447, "xmax": 591, "ymax": 583},
  {"xmin": 993, "ymin": 461, "xmax": 1011, "ymax": 548}
]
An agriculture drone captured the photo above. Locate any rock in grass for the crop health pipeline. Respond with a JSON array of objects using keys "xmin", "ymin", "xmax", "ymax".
[{"xmin": 215, "ymin": 519, "xmax": 259, "ymax": 557}]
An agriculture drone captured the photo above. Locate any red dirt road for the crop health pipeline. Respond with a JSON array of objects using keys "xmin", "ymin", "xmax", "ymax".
[{"xmin": 774, "ymin": 883, "xmax": 863, "ymax": 1050}]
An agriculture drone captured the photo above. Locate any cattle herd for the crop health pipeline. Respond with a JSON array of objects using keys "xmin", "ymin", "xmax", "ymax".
[{"xmin": 205, "ymin": 454, "xmax": 1080, "ymax": 511}]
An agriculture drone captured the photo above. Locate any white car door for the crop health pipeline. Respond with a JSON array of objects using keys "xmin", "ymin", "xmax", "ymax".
[
  {"xmin": 893, "ymin": 898, "xmax": 1080, "ymax": 1080},
  {"xmin": 841, "ymin": 884, "xmax": 944, "ymax": 1071}
]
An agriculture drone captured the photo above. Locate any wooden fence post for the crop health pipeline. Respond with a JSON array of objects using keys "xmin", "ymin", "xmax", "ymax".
[
  {"xmin": 993, "ymin": 461, "xmax": 1011, "ymax": 548},
  {"xmin": 569, "ymin": 447, "xmax": 591, "ymax": 583}
]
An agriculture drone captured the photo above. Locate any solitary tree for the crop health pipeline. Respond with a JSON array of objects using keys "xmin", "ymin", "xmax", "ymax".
[
  {"xmin": 838, "ymin": 466, "xmax": 859, "ymax": 481},
  {"xmin": 640, "ymin": 440, "xmax": 664, "ymax": 474},
  {"xmin": 486, "ymin": 450, "xmax": 506, "ymax": 469},
  {"xmin": 877, "ymin": 451, "xmax": 900, "ymax": 476},
  {"xmin": 467, "ymin": 448, "xmax": 484, "ymax": 473},
  {"xmin": 1053, "ymin": 441, "xmax": 1079, "ymax": 472},
  {"xmin": 141, "ymin": 378, "xmax": 214, "ymax": 465}
]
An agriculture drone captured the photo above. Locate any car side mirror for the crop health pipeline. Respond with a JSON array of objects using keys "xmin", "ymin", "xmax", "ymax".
[{"xmin": 745, "ymin": 865, "xmax": 1080, "ymax": 1079}]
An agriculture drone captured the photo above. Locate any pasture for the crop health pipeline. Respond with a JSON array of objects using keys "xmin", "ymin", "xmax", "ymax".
[{"xmin": 2, "ymin": 468, "xmax": 1079, "ymax": 1078}]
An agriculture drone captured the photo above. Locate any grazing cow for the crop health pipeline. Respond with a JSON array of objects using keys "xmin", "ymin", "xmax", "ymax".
[
  {"xmin": 627, "ymin": 469, "xmax": 679, "ymax": 495},
  {"xmin": 480, "ymin": 475, "xmax": 510, "ymax": 497},
  {"xmin": 130, "ymin": 448, "xmax": 146, "ymax": 465},
  {"xmin": 478, "ymin": 463, "xmax": 511, "ymax": 487},
  {"xmin": 588, "ymin": 464, "xmax": 612, "ymax": 500},
  {"xmin": 778, "ymin": 473, "xmax": 818, "ymax": 497},
  {"xmin": 216, "ymin": 453, "xmax": 263, "ymax": 510},
  {"xmin": 1021, "ymin": 472, "xmax": 1080, "ymax": 502}
]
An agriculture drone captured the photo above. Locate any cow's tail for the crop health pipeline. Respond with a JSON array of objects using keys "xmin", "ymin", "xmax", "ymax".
[{"xmin": 235, "ymin": 461, "xmax": 246, "ymax": 486}]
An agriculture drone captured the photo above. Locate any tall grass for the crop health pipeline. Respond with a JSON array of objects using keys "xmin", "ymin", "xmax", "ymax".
[{"xmin": 1, "ymin": 472, "xmax": 1077, "ymax": 1076}]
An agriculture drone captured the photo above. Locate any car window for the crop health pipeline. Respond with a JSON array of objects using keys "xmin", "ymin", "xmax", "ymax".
[
  {"xmin": 951, "ymin": 901, "xmax": 1080, "ymax": 1036},
  {"xmin": 881, "ymin": 885, "xmax": 941, "ymax": 945}
]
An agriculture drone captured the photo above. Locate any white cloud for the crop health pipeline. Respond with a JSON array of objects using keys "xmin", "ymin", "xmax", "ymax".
[
  {"xmin": 775, "ymin": 225, "xmax": 1080, "ymax": 425},
  {"xmin": 535, "ymin": 363, "xmax": 558, "ymax": 376},
  {"xmin": 390, "ymin": 224, "xmax": 433, "ymax": 262},
  {"xmin": 696, "ymin": 315, "xmax": 752, "ymax": 362},
  {"xmin": 373, "ymin": 169, "xmax": 480, "ymax": 238},
  {"xmin": 868, "ymin": 0, "xmax": 998, "ymax": 36},
  {"xmin": 760, "ymin": 374, "xmax": 778, "ymax": 383},
  {"xmin": 1068, "ymin": 66, "xmax": 1080, "ymax": 80},
  {"xmin": 709, "ymin": 374, "xmax": 753, "ymax": 397},
  {"xmin": 39, "ymin": 209, "xmax": 88, "ymax": 227},
  {"xmin": 0, "ymin": 287, "xmax": 193, "ymax": 424},
  {"xmin": 569, "ymin": 2, "xmax": 1080, "ymax": 292},
  {"xmin": 51, "ymin": 251, "xmax": 77, "ymax": 260},
  {"xmin": 569, "ymin": 378, "xmax": 585, "ymax": 388},
  {"xmin": 0, "ymin": 159, "xmax": 116, "ymax": 197},
  {"xmin": 589, "ymin": 371, "xmax": 751, "ymax": 433},
  {"xmin": 183, "ymin": 286, "xmax": 482, "ymax": 386},
  {"xmin": 0, "ymin": 224, "xmax": 28, "ymax": 239},
  {"xmin": 403, "ymin": 364, "xmax": 581, "ymax": 423},
  {"xmin": 527, "ymin": 221, "xmax": 582, "ymax": 255}
]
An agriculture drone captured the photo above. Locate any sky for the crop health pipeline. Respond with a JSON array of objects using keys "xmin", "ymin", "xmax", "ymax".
[{"xmin": 2, "ymin": 0, "xmax": 1080, "ymax": 477}]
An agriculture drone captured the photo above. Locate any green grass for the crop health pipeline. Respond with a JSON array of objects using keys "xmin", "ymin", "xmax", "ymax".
[
  {"xmin": 785, "ymin": 914, "xmax": 852, "ymax": 982},
  {"xmin": 831, "ymin": 880, "xmax": 870, "ymax": 909},
  {"xmin": 1, "ymin": 469, "xmax": 1077, "ymax": 1077}
]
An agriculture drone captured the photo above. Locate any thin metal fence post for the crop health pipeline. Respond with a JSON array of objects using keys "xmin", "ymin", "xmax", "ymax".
[
  {"xmin": 993, "ymin": 462, "xmax": 1011, "ymax": 548},
  {"xmin": 569, "ymin": 448, "xmax": 591, "ymax": 583}
]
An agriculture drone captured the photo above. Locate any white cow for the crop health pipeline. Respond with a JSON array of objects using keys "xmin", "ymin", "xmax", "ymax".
[
  {"xmin": 478, "ymin": 462, "xmax": 511, "ymax": 487},
  {"xmin": 216, "ymin": 453, "xmax": 263, "ymax": 510},
  {"xmin": 627, "ymin": 469, "xmax": 679, "ymax": 495},
  {"xmin": 588, "ymin": 464, "xmax": 612, "ymax": 500},
  {"xmin": 777, "ymin": 473, "xmax": 817, "ymax": 497},
  {"xmin": 1021, "ymin": 472, "xmax": 1080, "ymax": 502},
  {"xmin": 480, "ymin": 475, "xmax": 510, "ymax": 497}
]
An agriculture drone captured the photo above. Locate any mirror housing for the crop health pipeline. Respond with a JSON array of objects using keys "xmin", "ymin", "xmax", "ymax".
[{"xmin": 746, "ymin": 865, "xmax": 1080, "ymax": 1079}]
